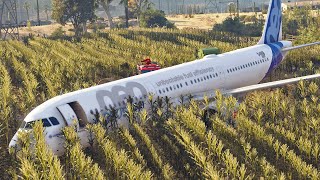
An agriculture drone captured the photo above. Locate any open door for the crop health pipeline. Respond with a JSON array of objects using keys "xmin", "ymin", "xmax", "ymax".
[
  {"xmin": 57, "ymin": 104, "xmax": 79, "ymax": 131},
  {"xmin": 69, "ymin": 102, "xmax": 88, "ymax": 128}
]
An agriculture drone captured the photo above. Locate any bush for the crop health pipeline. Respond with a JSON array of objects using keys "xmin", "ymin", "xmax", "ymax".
[
  {"xmin": 244, "ymin": 15, "xmax": 258, "ymax": 23},
  {"xmin": 87, "ymin": 23, "xmax": 107, "ymax": 30},
  {"xmin": 213, "ymin": 16, "xmax": 263, "ymax": 37},
  {"xmin": 140, "ymin": 8, "xmax": 176, "ymax": 28},
  {"xmin": 213, "ymin": 17, "xmax": 244, "ymax": 35},
  {"xmin": 50, "ymin": 27, "xmax": 66, "ymax": 39}
]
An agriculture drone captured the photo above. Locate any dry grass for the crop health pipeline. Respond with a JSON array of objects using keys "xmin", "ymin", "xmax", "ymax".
[
  {"xmin": 166, "ymin": 12, "xmax": 260, "ymax": 30},
  {"xmin": 18, "ymin": 23, "xmax": 74, "ymax": 37}
]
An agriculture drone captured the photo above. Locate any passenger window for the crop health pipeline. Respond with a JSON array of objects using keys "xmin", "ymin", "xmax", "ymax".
[
  {"xmin": 42, "ymin": 118, "xmax": 52, "ymax": 127},
  {"xmin": 49, "ymin": 117, "xmax": 60, "ymax": 126},
  {"xmin": 166, "ymin": 87, "xmax": 169, "ymax": 92},
  {"xmin": 227, "ymin": 70, "xmax": 229, "ymax": 73},
  {"xmin": 216, "ymin": 73, "xmax": 218, "ymax": 77},
  {"xmin": 185, "ymin": 82, "xmax": 188, "ymax": 86},
  {"xmin": 180, "ymin": 83, "xmax": 183, "ymax": 87},
  {"xmin": 159, "ymin": 90, "xmax": 162, "ymax": 94},
  {"xmin": 210, "ymin": 75, "xmax": 212, "ymax": 78},
  {"xmin": 190, "ymin": 80, "xmax": 193, "ymax": 84}
]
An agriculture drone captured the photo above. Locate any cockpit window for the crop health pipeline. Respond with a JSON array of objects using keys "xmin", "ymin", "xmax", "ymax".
[
  {"xmin": 24, "ymin": 119, "xmax": 52, "ymax": 129},
  {"xmin": 25, "ymin": 121, "xmax": 36, "ymax": 129},
  {"xmin": 49, "ymin": 117, "xmax": 60, "ymax": 125},
  {"xmin": 20, "ymin": 121, "xmax": 26, "ymax": 128},
  {"xmin": 42, "ymin": 118, "xmax": 52, "ymax": 127}
]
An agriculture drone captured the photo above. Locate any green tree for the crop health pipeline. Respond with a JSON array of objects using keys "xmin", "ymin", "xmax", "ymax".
[
  {"xmin": 128, "ymin": 0, "xmax": 150, "ymax": 25},
  {"xmin": 52, "ymin": 0, "xmax": 96, "ymax": 37},
  {"xmin": 98, "ymin": 0, "xmax": 114, "ymax": 28},
  {"xmin": 120, "ymin": 0, "xmax": 129, "ymax": 28},
  {"xmin": 139, "ymin": 8, "xmax": 175, "ymax": 28},
  {"xmin": 23, "ymin": 2, "xmax": 31, "ymax": 21},
  {"xmin": 228, "ymin": 2, "xmax": 236, "ymax": 15},
  {"xmin": 44, "ymin": 5, "xmax": 50, "ymax": 21},
  {"xmin": 214, "ymin": 17, "xmax": 244, "ymax": 35}
]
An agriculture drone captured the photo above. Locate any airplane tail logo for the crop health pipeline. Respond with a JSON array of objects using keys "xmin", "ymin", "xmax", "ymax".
[{"xmin": 258, "ymin": 0, "xmax": 282, "ymax": 44}]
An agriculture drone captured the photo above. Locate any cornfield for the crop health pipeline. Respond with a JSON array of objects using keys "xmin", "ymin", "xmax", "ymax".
[{"xmin": 1, "ymin": 28, "xmax": 320, "ymax": 179}]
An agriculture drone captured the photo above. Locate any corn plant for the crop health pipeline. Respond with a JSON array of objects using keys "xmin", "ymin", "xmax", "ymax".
[
  {"xmin": 133, "ymin": 123, "xmax": 175, "ymax": 179},
  {"xmin": 62, "ymin": 126, "xmax": 104, "ymax": 179}
]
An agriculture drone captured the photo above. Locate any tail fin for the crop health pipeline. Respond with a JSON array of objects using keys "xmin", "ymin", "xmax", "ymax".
[{"xmin": 258, "ymin": 0, "xmax": 282, "ymax": 44}]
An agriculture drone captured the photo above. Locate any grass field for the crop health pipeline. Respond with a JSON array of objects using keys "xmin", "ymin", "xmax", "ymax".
[{"xmin": 0, "ymin": 28, "xmax": 320, "ymax": 179}]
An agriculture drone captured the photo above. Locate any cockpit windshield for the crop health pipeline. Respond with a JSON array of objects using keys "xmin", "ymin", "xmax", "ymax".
[
  {"xmin": 19, "ymin": 121, "xmax": 26, "ymax": 128},
  {"xmin": 22, "ymin": 117, "xmax": 59, "ymax": 129}
]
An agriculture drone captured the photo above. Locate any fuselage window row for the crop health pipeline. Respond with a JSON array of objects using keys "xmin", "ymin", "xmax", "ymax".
[
  {"xmin": 227, "ymin": 58, "xmax": 269, "ymax": 74},
  {"xmin": 158, "ymin": 71, "xmax": 219, "ymax": 94}
]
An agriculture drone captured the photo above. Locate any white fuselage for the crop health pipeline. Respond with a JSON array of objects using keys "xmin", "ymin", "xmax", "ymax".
[{"xmin": 9, "ymin": 41, "xmax": 292, "ymax": 155}]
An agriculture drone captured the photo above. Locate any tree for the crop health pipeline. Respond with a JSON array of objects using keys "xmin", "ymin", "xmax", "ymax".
[
  {"xmin": 128, "ymin": 0, "xmax": 150, "ymax": 25},
  {"xmin": 139, "ymin": 8, "xmax": 175, "ymax": 28},
  {"xmin": 52, "ymin": 0, "xmax": 96, "ymax": 37},
  {"xmin": 98, "ymin": 0, "xmax": 114, "ymax": 28},
  {"xmin": 44, "ymin": 5, "xmax": 50, "ymax": 21},
  {"xmin": 120, "ymin": 0, "xmax": 129, "ymax": 28},
  {"xmin": 23, "ymin": 2, "xmax": 30, "ymax": 21},
  {"xmin": 228, "ymin": 2, "xmax": 236, "ymax": 16}
]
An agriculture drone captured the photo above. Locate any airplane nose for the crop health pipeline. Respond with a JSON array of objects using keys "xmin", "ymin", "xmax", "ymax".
[{"xmin": 8, "ymin": 134, "xmax": 19, "ymax": 150}]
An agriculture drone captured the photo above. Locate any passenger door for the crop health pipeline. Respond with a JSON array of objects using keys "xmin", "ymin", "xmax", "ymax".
[{"xmin": 57, "ymin": 104, "xmax": 80, "ymax": 131}]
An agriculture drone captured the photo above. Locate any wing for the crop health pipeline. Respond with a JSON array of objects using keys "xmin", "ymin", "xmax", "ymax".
[{"xmin": 192, "ymin": 74, "xmax": 320, "ymax": 101}]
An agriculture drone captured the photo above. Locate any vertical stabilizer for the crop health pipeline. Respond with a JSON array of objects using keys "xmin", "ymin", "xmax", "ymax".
[{"xmin": 258, "ymin": 0, "xmax": 282, "ymax": 44}]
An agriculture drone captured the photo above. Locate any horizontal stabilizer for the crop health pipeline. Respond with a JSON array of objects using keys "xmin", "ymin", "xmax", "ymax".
[{"xmin": 282, "ymin": 42, "xmax": 320, "ymax": 52}]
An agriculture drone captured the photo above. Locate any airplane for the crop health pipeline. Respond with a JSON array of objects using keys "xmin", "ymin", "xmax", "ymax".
[{"xmin": 9, "ymin": 0, "xmax": 320, "ymax": 156}]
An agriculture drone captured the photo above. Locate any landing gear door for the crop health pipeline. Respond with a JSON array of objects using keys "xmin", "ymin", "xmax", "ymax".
[{"xmin": 57, "ymin": 104, "xmax": 79, "ymax": 131}]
